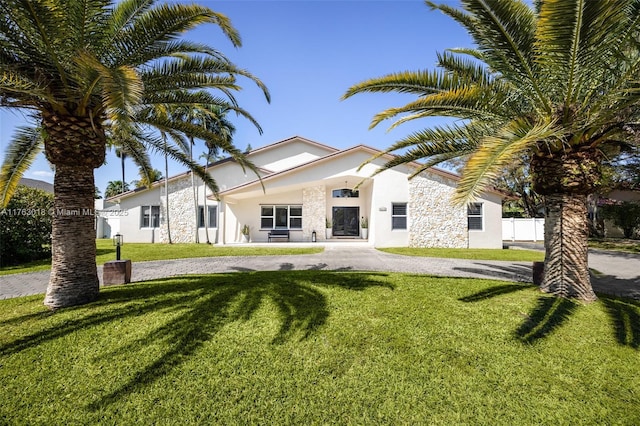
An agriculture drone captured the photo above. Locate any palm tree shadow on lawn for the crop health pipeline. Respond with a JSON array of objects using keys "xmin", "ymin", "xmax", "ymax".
[
  {"xmin": 459, "ymin": 283, "xmax": 640, "ymax": 347},
  {"xmin": 0, "ymin": 271, "xmax": 393, "ymax": 410}
]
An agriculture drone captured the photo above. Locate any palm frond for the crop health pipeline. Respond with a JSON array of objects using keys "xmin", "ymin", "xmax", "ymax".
[
  {"xmin": 454, "ymin": 118, "xmax": 563, "ymax": 204},
  {"xmin": 343, "ymin": 70, "xmax": 449, "ymax": 100},
  {"xmin": 436, "ymin": 51, "xmax": 492, "ymax": 84},
  {"xmin": 143, "ymin": 134, "xmax": 220, "ymax": 195},
  {"xmin": 357, "ymin": 122, "xmax": 490, "ymax": 180},
  {"xmin": 370, "ymin": 85, "xmax": 510, "ymax": 131},
  {"xmin": 535, "ymin": 0, "xmax": 635, "ymax": 108},
  {"xmin": 76, "ymin": 50, "xmax": 144, "ymax": 117},
  {"xmin": 458, "ymin": 0, "xmax": 548, "ymax": 112},
  {"xmin": 110, "ymin": 3, "xmax": 240, "ymax": 68},
  {"xmin": 0, "ymin": 126, "xmax": 43, "ymax": 207}
]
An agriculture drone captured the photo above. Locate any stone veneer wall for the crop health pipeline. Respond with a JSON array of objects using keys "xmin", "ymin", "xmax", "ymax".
[
  {"xmin": 158, "ymin": 176, "xmax": 199, "ymax": 243},
  {"xmin": 302, "ymin": 185, "xmax": 326, "ymax": 241},
  {"xmin": 409, "ymin": 173, "xmax": 468, "ymax": 248}
]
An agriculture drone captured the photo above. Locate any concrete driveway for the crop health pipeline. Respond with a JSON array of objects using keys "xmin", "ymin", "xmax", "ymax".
[{"xmin": 1, "ymin": 242, "xmax": 638, "ymax": 300}]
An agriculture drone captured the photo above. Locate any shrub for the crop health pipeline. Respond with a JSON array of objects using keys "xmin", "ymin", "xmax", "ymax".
[
  {"xmin": 601, "ymin": 201, "xmax": 640, "ymax": 239},
  {"xmin": 0, "ymin": 186, "xmax": 54, "ymax": 266}
]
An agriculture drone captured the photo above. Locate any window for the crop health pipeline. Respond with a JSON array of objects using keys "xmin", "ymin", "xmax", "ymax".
[
  {"xmin": 261, "ymin": 205, "xmax": 302, "ymax": 229},
  {"xmin": 332, "ymin": 188, "xmax": 359, "ymax": 198},
  {"xmin": 141, "ymin": 205, "xmax": 160, "ymax": 228},
  {"xmin": 391, "ymin": 203, "xmax": 407, "ymax": 230},
  {"xmin": 468, "ymin": 203, "xmax": 483, "ymax": 231},
  {"xmin": 198, "ymin": 205, "xmax": 217, "ymax": 228}
]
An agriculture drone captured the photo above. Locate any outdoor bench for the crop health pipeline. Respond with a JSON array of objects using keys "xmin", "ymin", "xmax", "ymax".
[{"xmin": 268, "ymin": 229, "xmax": 290, "ymax": 242}]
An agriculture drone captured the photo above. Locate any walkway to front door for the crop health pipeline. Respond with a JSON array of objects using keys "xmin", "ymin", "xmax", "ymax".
[{"xmin": 332, "ymin": 206, "xmax": 359, "ymax": 237}]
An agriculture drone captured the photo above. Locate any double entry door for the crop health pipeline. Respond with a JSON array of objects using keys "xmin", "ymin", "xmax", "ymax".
[{"xmin": 332, "ymin": 207, "xmax": 359, "ymax": 237}]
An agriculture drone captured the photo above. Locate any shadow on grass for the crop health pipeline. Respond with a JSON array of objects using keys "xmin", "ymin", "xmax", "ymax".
[
  {"xmin": 515, "ymin": 297, "xmax": 578, "ymax": 344},
  {"xmin": 460, "ymin": 283, "xmax": 640, "ymax": 348},
  {"xmin": 601, "ymin": 296, "xmax": 640, "ymax": 349},
  {"xmin": 458, "ymin": 283, "xmax": 578, "ymax": 343},
  {"xmin": 452, "ymin": 262, "xmax": 532, "ymax": 283},
  {"xmin": 459, "ymin": 283, "xmax": 532, "ymax": 302},
  {"xmin": 0, "ymin": 270, "xmax": 392, "ymax": 410}
]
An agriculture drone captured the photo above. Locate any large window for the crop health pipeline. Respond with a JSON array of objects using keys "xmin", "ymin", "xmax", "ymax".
[
  {"xmin": 467, "ymin": 203, "xmax": 483, "ymax": 231},
  {"xmin": 332, "ymin": 188, "xmax": 359, "ymax": 198},
  {"xmin": 261, "ymin": 205, "xmax": 302, "ymax": 229},
  {"xmin": 391, "ymin": 203, "xmax": 407, "ymax": 230},
  {"xmin": 198, "ymin": 205, "xmax": 217, "ymax": 228},
  {"xmin": 141, "ymin": 205, "xmax": 160, "ymax": 228}
]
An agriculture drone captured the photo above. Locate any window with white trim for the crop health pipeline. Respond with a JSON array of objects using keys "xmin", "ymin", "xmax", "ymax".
[
  {"xmin": 198, "ymin": 205, "xmax": 217, "ymax": 228},
  {"xmin": 467, "ymin": 203, "xmax": 483, "ymax": 231},
  {"xmin": 391, "ymin": 203, "xmax": 407, "ymax": 230},
  {"xmin": 261, "ymin": 205, "xmax": 302, "ymax": 229},
  {"xmin": 141, "ymin": 205, "xmax": 160, "ymax": 228}
]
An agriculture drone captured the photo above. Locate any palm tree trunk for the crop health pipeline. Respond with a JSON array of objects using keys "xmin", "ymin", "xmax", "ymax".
[
  {"xmin": 41, "ymin": 112, "xmax": 105, "ymax": 309},
  {"xmin": 541, "ymin": 194, "xmax": 596, "ymax": 301},
  {"xmin": 190, "ymin": 138, "xmax": 199, "ymax": 243},
  {"xmin": 163, "ymin": 133, "xmax": 172, "ymax": 244},
  {"xmin": 44, "ymin": 164, "xmax": 100, "ymax": 308},
  {"xmin": 121, "ymin": 152, "xmax": 126, "ymax": 194},
  {"xmin": 532, "ymin": 147, "xmax": 602, "ymax": 302},
  {"xmin": 203, "ymin": 165, "xmax": 210, "ymax": 244}
]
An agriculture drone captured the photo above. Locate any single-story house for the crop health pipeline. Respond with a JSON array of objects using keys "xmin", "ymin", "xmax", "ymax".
[{"xmin": 103, "ymin": 136, "xmax": 503, "ymax": 248}]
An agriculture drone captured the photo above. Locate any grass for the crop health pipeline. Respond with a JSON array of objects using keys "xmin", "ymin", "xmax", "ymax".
[
  {"xmin": 590, "ymin": 238, "xmax": 640, "ymax": 254},
  {"xmin": 379, "ymin": 247, "xmax": 545, "ymax": 262},
  {"xmin": 1, "ymin": 271, "xmax": 638, "ymax": 424},
  {"xmin": 0, "ymin": 239, "xmax": 324, "ymax": 276}
]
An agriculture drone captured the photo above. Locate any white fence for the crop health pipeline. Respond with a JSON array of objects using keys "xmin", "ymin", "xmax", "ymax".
[{"xmin": 502, "ymin": 217, "xmax": 545, "ymax": 242}]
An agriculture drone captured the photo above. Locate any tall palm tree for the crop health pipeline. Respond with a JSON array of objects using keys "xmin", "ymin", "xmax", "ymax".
[
  {"xmin": 115, "ymin": 148, "xmax": 128, "ymax": 195},
  {"xmin": 344, "ymin": 0, "xmax": 640, "ymax": 301},
  {"xmin": 172, "ymin": 104, "xmax": 241, "ymax": 243},
  {"xmin": 0, "ymin": 0, "xmax": 269, "ymax": 308},
  {"xmin": 200, "ymin": 106, "xmax": 235, "ymax": 244}
]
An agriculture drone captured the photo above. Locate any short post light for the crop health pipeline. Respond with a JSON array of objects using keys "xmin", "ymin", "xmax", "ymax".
[
  {"xmin": 311, "ymin": 230, "xmax": 317, "ymax": 243},
  {"xmin": 113, "ymin": 233, "xmax": 123, "ymax": 261}
]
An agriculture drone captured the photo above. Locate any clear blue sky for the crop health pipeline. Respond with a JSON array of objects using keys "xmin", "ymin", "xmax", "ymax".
[{"xmin": 0, "ymin": 0, "xmax": 471, "ymax": 196}]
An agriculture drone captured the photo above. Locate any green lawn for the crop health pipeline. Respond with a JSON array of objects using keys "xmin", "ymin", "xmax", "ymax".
[
  {"xmin": 379, "ymin": 247, "xmax": 545, "ymax": 262},
  {"xmin": 0, "ymin": 239, "xmax": 324, "ymax": 276},
  {"xmin": 589, "ymin": 238, "xmax": 640, "ymax": 254},
  {"xmin": 1, "ymin": 271, "xmax": 638, "ymax": 424}
]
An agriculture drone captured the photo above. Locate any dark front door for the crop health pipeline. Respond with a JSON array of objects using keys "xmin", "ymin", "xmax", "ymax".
[{"xmin": 332, "ymin": 207, "xmax": 359, "ymax": 237}]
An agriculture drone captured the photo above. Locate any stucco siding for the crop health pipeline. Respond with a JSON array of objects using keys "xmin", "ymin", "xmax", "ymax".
[
  {"xmin": 468, "ymin": 192, "xmax": 503, "ymax": 248},
  {"xmin": 247, "ymin": 138, "xmax": 335, "ymax": 171},
  {"xmin": 369, "ymin": 166, "xmax": 410, "ymax": 248}
]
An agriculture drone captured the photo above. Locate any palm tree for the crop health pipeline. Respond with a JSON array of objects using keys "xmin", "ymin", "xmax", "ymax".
[
  {"xmin": 131, "ymin": 168, "xmax": 163, "ymax": 189},
  {"xmin": 115, "ymin": 148, "xmax": 128, "ymax": 195},
  {"xmin": 199, "ymin": 106, "xmax": 235, "ymax": 244},
  {"xmin": 104, "ymin": 180, "xmax": 130, "ymax": 198},
  {"xmin": 343, "ymin": 0, "xmax": 640, "ymax": 301},
  {"xmin": 161, "ymin": 131, "xmax": 172, "ymax": 244},
  {"xmin": 0, "ymin": 0, "xmax": 269, "ymax": 308}
]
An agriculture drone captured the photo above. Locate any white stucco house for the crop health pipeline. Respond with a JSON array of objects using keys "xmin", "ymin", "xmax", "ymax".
[{"xmin": 102, "ymin": 136, "xmax": 503, "ymax": 248}]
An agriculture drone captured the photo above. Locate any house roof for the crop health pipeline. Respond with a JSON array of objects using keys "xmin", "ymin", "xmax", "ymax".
[
  {"xmin": 107, "ymin": 135, "xmax": 504, "ymax": 202},
  {"xmin": 218, "ymin": 143, "xmax": 487, "ymax": 197},
  {"xmin": 106, "ymin": 135, "xmax": 334, "ymax": 202}
]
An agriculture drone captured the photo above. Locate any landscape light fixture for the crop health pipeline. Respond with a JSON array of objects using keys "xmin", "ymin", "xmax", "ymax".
[{"xmin": 113, "ymin": 233, "xmax": 123, "ymax": 260}]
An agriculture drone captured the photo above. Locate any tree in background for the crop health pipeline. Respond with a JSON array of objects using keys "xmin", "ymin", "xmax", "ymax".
[
  {"xmin": 344, "ymin": 0, "xmax": 640, "ymax": 301},
  {"xmin": 601, "ymin": 202, "xmax": 640, "ymax": 239},
  {"xmin": 0, "ymin": 0, "xmax": 269, "ymax": 308},
  {"xmin": 0, "ymin": 186, "xmax": 54, "ymax": 266},
  {"xmin": 104, "ymin": 180, "xmax": 130, "ymax": 199},
  {"xmin": 131, "ymin": 169, "xmax": 163, "ymax": 189}
]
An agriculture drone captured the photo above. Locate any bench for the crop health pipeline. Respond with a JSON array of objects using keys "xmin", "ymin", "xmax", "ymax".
[{"xmin": 268, "ymin": 229, "xmax": 290, "ymax": 242}]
